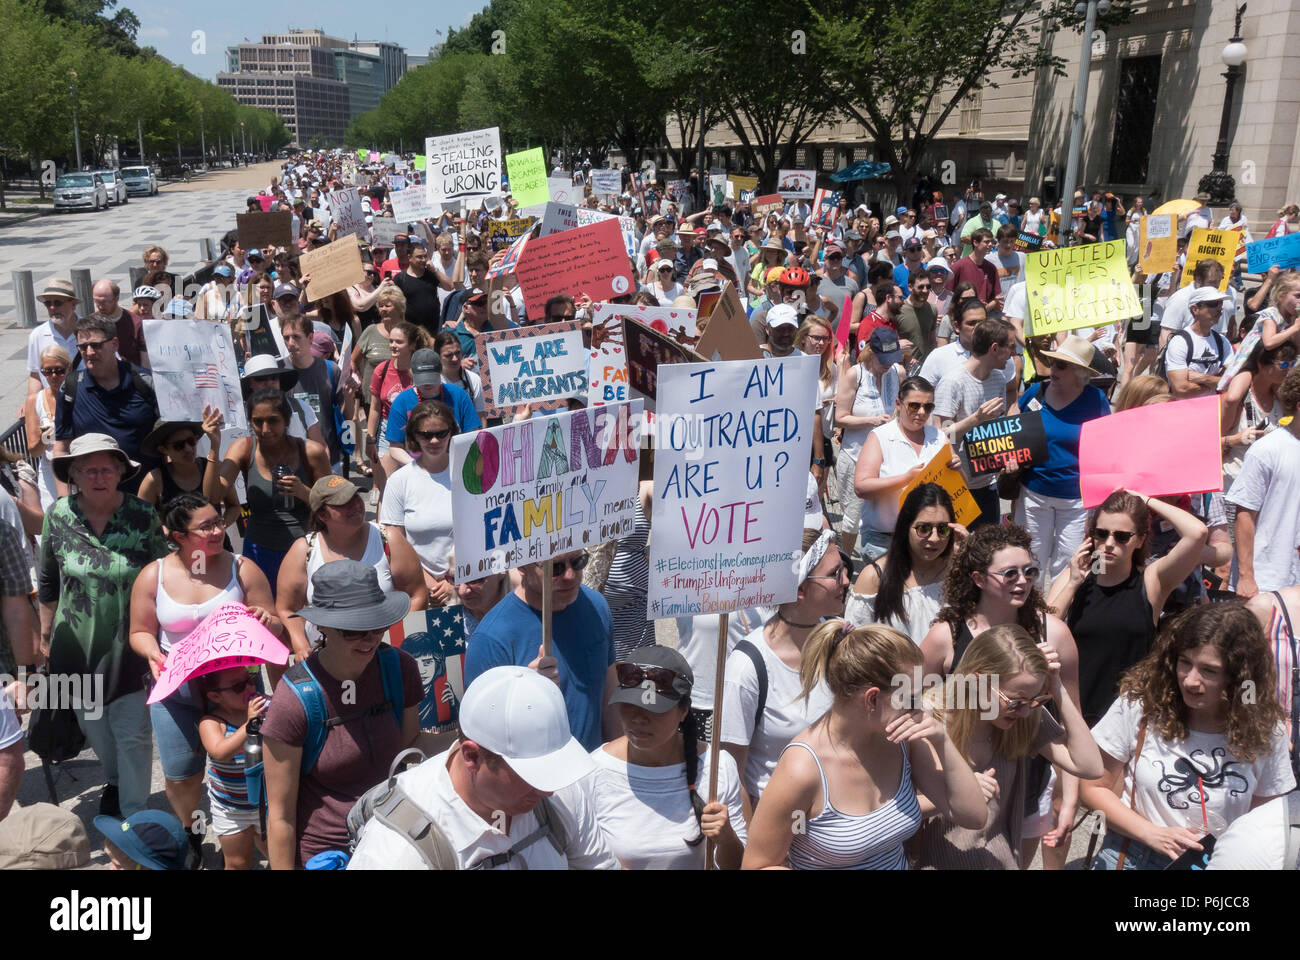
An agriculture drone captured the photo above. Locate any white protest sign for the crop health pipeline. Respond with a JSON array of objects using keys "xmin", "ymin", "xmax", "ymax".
[
  {"xmin": 777, "ymin": 169, "xmax": 816, "ymax": 200},
  {"xmin": 327, "ymin": 186, "xmax": 367, "ymax": 240},
  {"xmin": 591, "ymin": 169, "xmax": 622, "ymax": 196},
  {"xmin": 425, "ymin": 127, "xmax": 502, "ymax": 207},
  {"xmin": 647, "ymin": 355, "xmax": 819, "ymax": 617},
  {"xmin": 548, "ymin": 177, "xmax": 576, "ymax": 204},
  {"xmin": 539, "ymin": 201, "xmax": 579, "ymax": 235},
  {"xmin": 371, "ymin": 217, "xmax": 401, "ymax": 247},
  {"xmin": 450, "ymin": 400, "xmax": 643, "ymax": 582},
  {"xmin": 574, "ymin": 208, "xmax": 638, "ymax": 258},
  {"xmin": 143, "ymin": 318, "xmax": 249, "ymax": 434},
  {"xmin": 588, "ymin": 304, "xmax": 631, "ymax": 407},
  {"xmin": 390, "ymin": 186, "xmax": 438, "ymax": 222},
  {"xmin": 475, "ymin": 321, "xmax": 588, "ymax": 417}
]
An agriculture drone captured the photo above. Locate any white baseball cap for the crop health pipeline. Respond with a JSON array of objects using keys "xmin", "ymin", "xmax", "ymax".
[
  {"xmin": 767, "ymin": 303, "xmax": 799, "ymax": 328},
  {"xmin": 1188, "ymin": 286, "xmax": 1228, "ymax": 306},
  {"xmin": 458, "ymin": 666, "xmax": 595, "ymax": 792}
]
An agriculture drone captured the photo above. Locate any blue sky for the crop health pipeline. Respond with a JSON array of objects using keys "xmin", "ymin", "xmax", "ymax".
[{"xmin": 129, "ymin": 0, "xmax": 488, "ymax": 78}]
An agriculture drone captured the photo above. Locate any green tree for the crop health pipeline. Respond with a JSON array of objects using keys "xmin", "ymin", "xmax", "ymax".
[{"xmin": 441, "ymin": 0, "xmax": 521, "ymax": 56}]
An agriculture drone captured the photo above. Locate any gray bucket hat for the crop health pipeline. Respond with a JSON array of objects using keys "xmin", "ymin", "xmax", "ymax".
[{"xmin": 295, "ymin": 559, "xmax": 410, "ymax": 631}]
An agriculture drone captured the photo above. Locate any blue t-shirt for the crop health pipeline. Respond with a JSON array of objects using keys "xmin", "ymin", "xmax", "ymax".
[
  {"xmin": 894, "ymin": 261, "xmax": 925, "ymax": 295},
  {"xmin": 1017, "ymin": 382, "xmax": 1110, "ymax": 500},
  {"xmin": 385, "ymin": 381, "xmax": 481, "ymax": 445},
  {"xmin": 464, "ymin": 588, "xmax": 614, "ymax": 750},
  {"xmin": 55, "ymin": 360, "xmax": 161, "ymax": 473}
]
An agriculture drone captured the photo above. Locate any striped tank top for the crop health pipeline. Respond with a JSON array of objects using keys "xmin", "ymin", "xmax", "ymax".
[
  {"xmin": 208, "ymin": 721, "xmax": 254, "ymax": 809},
  {"xmin": 783, "ymin": 740, "xmax": 921, "ymax": 870}
]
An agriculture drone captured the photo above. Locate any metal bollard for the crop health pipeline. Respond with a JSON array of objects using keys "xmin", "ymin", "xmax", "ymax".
[
  {"xmin": 199, "ymin": 238, "xmax": 215, "ymax": 261},
  {"xmin": 70, "ymin": 268, "xmax": 93, "ymax": 312},
  {"xmin": 11, "ymin": 271, "xmax": 36, "ymax": 327}
]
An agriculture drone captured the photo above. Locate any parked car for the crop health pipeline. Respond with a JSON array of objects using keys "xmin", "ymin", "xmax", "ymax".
[
  {"xmin": 53, "ymin": 172, "xmax": 110, "ymax": 212},
  {"xmin": 92, "ymin": 168, "xmax": 128, "ymax": 205},
  {"xmin": 122, "ymin": 165, "xmax": 158, "ymax": 196}
]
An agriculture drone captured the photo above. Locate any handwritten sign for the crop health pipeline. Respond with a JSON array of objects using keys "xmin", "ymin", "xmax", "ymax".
[
  {"xmin": 506, "ymin": 147, "xmax": 549, "ymax": 209},
  {"xmin": 1246, "ymin": 231, "xmax": 1300, "ymax": 273},
  {"xmin": 475, "ymin": 321, "xmax": 587, "ymax": 417},
  {"xmin": 575, "ymin": 208, "xmax": 637, "ymax": 258},
  {"xmin": 591, "ymin": 169, "xmax": 622, "ymax": 196},
  {"xmin": 390, "ymin": 186, "xmax": 438, "ymax": 222},
  {"xmin": 777, "ymin": 169, "xmax": 815, "ymax": 200},
  {"xmin": 143, "ymin": 318, "xmax": 248, "ymax": 435},
  {"xmin": 729, "ymin": 174, "xmax": 759, "ymax": 197},
  {"xmin": 450, "ymin": 400, "xmax": 642, "ymax": 581},
  {"xmin": 326, "ymin": 186, "xmax": 367, "ymax": 240},
  {"xmin": 648, "ymin": 355, "xmax": 819, "ymax": 617},
  {"xmin": 237, "ymin": 212, "xmax": 292, "ymax": 250},
  {"xmin": 548, "ymin": 177, "xmax": 575, "ymax": 204},
  {"xmin": 1136, "ymin": 214, "xmax": 1177, "ymax": 275},
  {"xmin": 624, "ymin": 317, "xmax": 703, "ymax": 413},
  {"xmin": 896, "ymin": 443, "xmax": 981, "ymax": 527},
  {"xmin": 694, "ymin": 282, "xmax": 763, "ymax": 362},
  {"xmin": 753, "ymin": 193, "xmax": 785, "ymax": 216},
  {"xmin": 961, "ymin": 411, "xmax": 1047, "ymax": 478},
  {"xmin": 1024, "ymin": 240, "xmax": 1142, "ymax": 336},
  {"xmin": 588, "ymin": 304, "xmax": 631, "ymax": 407},
  {"xmin": 514, "ymin": 217, "xmax": 634, "ymax": 320},
  {"xmin": 539, "ymin": 201, "xmax": 579, "ymax": 235},
  {"xmin": 147, "ymin": 604, "xmax": 288, "ymax": 704},
  {"xmin": 1180, "ymin": 228, "xmax": 1237, "ymax": 290},
  {"xmin": 371, "ymin": 217, "xmax": 401, "ymax": 247},
  {"xmin": 425, "ymin": 127, "xmax": 502, "ymax": 207},
  {"xmin": 300, "ymin": 240, "xmax": 364, "ymax": 301}
]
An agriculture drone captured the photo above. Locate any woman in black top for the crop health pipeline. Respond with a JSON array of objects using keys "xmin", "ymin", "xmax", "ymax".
[
  {"xmin": 137, "ymin": 414, "xmax": 240, "ymax": 547},
  {"xmin": 1046, "ymin": 489, "xmax": 1207, "ymax": 725}
]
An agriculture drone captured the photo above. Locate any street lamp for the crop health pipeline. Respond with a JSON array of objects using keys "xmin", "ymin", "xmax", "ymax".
[
  {"xmin": 1057, "ymin": 0, "xmax": 1112, "ymax": 246},
  {"xmin": 1197, "ymin": 4, "xmax": 1248, "ymax": 206},
  {"xmin": 199, "ymin": 105, "xmax": 207, "ymax": 171},
  {"xmin": 240, "ymin": 121, "xmax": 246, "ymax": 155},
  {"xmin": 68, "ymin": 70, "xmax": 82, "ymax": 170}
]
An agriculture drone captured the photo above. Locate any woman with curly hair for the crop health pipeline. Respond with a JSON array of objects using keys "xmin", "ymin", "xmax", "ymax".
[{"xmin": 1080, "ymin": 603, "xmax": 1295, "ymax": 869}]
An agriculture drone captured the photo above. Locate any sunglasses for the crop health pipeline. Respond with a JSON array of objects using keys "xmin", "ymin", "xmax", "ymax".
[
  {"xmin": 1092, "ymin": 527, "xmax": 1136, "ymax": 545},
  {"xmin": 615, "ymin": 662, "xmax": 685, "ymax": 697},
  {"xmin": 986, "ymin": 565, "xmax": 1040, "ymax": 583},
  {"xmin": 550, "ymin": 554, "xmax": 590, "ymax": 576},
  {"xmin": 913, "ymin": 522, "xmax": 952, "ymax": 538},
  {"xmin": 903, "ymin": 401, "xmax": 936, "ymax": 414},
  {"xmin": 414, "ymin": 427, "xmax": 452, "ymax": 442},
  {"xmin": 41, "ymin": 366, "xmax": 67, "ymax": 377},
  {"xmin": 996, "ymin": 687, "xmax": 1052, "ymax": 712},
  {"xmin": 912, "ymin": 284, "xmax": 932, "ymax": 292},
  {"xmin": 340, "ymin": 627, "xmax": 385, "ymax": 641},
  {"xmin": 212, "ymin": 677, "xmax": 254, "ymax": 694},
  {"xmin": 1049, "ymin": 360, "xmax": 1075, "ymax": 371},
  {"xmin": 77, "ymin": 339, "xmax": 113, "ymax": 353},
  {"xmin": 1275, "ymin": 360, "xmax": 1294, "ymax": 371},
  {"xmin": 825, "ymin": 254, "xmax": 843, "ymax": 261},
  {"xmin": 167, "ymin": 436, "xmax": 199, "ymax": 451}
]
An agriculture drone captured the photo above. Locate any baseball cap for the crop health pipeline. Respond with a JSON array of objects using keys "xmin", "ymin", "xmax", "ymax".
[
  {"xmin": 465, "ymin": 287, "xmax": 488, "ymax": 304},
  {"xmin": 247, "ymin": 248, "xmax": 264, "ymax": 261},
  {"xmin": 93, "ymin": 810, "xmax": 193, "ymax": 870},
  {"xmin": 843, "ymin": 229, "xmax": 862, "ymax": 241},
  {"xmin": 273, "ymin": 283, "xmax": 299, "ymax": 300},
  {"xmin": 869, "ymin": 327, "xmax": 904, "ymax": 366},
  {"xmin": 895, "ymin": 205, "xmax": 908, "ymax": 216},
  {"xmin": 309, "ymin": 474, "xmax": 359, "ymax": 512},
  {"xmin": 824, "ymin": 241, "xmax": 845, "ymax": 255},
  {"xmin": 767, "ymin": 303, "xmax": 799, "ymax": 329},
  {"xmin": 656, "ymin": 259, "xmax": 676, "ymax": 272},
  {"xmin": 394, "ymin": 233, "xmax": 410, "ymax": 244},
  {"xmin": 903, "ymin": 238, "xmax": 924, "ymax": 252},
  {"xmin": 706, "ymin": 220, "xmax": 724, "ymax": 232},
  {"xmin": 607, "ymin": 646, "xmax": 694, "ymax": 715},
  {"xmin": 458, "ymin": 666, "xmax": 596, "ymax": 792},
  {"xmin": 699, "ymin": 257, "xmax": 719, "ymax": 271},
  {"xmin": 212, "ymin": 264, "xmax": 233, "ymax": 279},
  {"xmin": 1188, "ymin": 286, "xmax": 1228, "ymax": 305},
  {"xmin": 410, "ymin": 347, "xmax": 441, "ymax": 387}
]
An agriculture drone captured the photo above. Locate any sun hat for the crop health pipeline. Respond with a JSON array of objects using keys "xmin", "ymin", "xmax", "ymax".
[
  {"xmin": 142, "ymin": 418, "xmax": 204, "ymax": 458},
  {"xmin": 926, "ymin": 256, "xmax": 952, "ymax": 274},
  {"xmin": 92, "ymin": 810, "xmax": 193, "ymax": 871},
  {"xmin": 1039, "ymin": 335, "xmax": 1098, "ymax": 374},
  {"xmin": 241, "ymin": 354, "xmax": 299, "ymax": 395},
  {"xmin": 458, "ymin": 666, "xmax": 596, "ymax": 792},
  {"xmin": 53, "ymin": 433, "xmax": 139, "ymax": 484},
  {"xmin": 37, "ymin": 278, "xmax": 78, "ymax": 303},
  {"xmin": 0, "ymin": 803, "xmax": 93, "ymax": 869},
  {"xmin": 760, "ymin": 236, "xmax": 786, "ymax": 252},
  {"xmin": 309, "ymin": 474, "xmax": 359, "ymax": 512},
  {"xmin": 607, "ymin": 645, "xmax": 694, "ymax": 715},
  {"xmin": 295, "ymin": 559, "xmax": 410, "ymax": 631}
]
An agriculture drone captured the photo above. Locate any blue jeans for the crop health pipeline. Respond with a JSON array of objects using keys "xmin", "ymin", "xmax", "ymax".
[
  {"xmin": 149, "ymin": 689, "xmax": 206, "ymax": 781},
  {"xmin": 1091, "ymin": 831, "xmax": 1173, "ymax": 871},
  {"xmin": 76, "ymin": 690, "xmax": 153, "ymax": 817},
  {"xmin": 858, "ymin": 529, "xmax": 893, "ymax": 563}
]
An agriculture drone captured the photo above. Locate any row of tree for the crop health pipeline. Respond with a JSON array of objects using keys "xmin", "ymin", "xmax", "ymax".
[
  {"xmin": 347, "ymin": 0, "xmax": 1127, "ymax": 199},
  {"xmin": 0, "ymin": 0, "xmax": 290, "ymax": 190}
]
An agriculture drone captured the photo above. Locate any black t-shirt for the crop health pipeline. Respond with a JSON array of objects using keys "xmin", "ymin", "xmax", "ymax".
[{"xmin": 392, "ymin": 269, "xmax": 442, "ymax": 337}]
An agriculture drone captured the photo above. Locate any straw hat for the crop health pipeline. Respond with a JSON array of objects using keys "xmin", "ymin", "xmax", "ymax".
[{"xmin": 1039, "ymin": 335, "xmax": 1097, "ymax": 375}]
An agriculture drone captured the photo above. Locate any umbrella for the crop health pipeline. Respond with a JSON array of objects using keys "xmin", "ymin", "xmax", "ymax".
[
  {"xmin": 1151, "ymin": 198, "xmax": 1201, "ymax": 217},
  {"xmin": 830, "ymin": 160, "xmax": 892, "ymax": 183}
]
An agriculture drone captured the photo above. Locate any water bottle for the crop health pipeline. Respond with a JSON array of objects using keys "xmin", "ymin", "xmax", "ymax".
[
  {"xmin": 243, "ymin": 716, "xmax": 262, "ymax": 770},
  {"xmin": 272, "ymin": 463, "xmax": 294, "ymax": 510}
]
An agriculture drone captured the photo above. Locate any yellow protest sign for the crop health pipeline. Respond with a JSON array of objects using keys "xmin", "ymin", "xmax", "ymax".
[
  {"xmin": 1180, "ymin": 227, "xmax": 1237, "ymax": 290},
  {"xmin": 1138, "ymin": 215, "xmax": 1177, "ymax": 274},
  {"xmin": 1024, "ymin": 239, "xmax": 1141, "ymax": 335},
  {"xmin": 897, "ymin": 443, "xmax": 981, "ymax": 528},
  {"xmin": 728, "ymin": 174, "xmax": 758, "ymax": 196}
]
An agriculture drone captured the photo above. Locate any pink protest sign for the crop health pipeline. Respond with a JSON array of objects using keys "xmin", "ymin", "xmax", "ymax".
[
  {"xmin": 147, "ymin": 603, "xmax": 289, "ymax": 704},
  {"xmin": 1078, "ymin": 395, "xmax": 1222, "ymax": 508},
  {"xmin": 835, "ymin": 294, "xmax": 852, "ymax": 351}
]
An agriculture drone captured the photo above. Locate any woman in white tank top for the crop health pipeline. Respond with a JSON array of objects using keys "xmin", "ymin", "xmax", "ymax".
[
  {"xmin": 129, "ymin": 494, "xmax": 284, "ymax": 852},
  {"xmin": 23, "ymin": 344, "xmax": 68, "ymax": 510}
]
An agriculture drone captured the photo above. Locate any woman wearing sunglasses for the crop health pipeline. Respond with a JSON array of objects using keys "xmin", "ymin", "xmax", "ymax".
[
  {"xmin": 587, "ymin": 646, "xmax": 746, "ymax": 869},
  {"xmin": 847, "ymin": 484, "xmax": 964, "ymax": 645},
  {"xmin": 913, "ymin": 624, "xmax": 1101, "ymax": 869},
  {"xmin": 138, "ymin": 417, "xmax": 240, "ymax": 546},
  {"xmin": 1221, "ymin": 342, "xmax": 1295, "ymax": 494},
  {"xmin": 23, "ymin": 344, "xmax": 69, "ymax": 510},
  {"xmin": 128, "ymin": 493, "xmax": 283, "ymax": 863},
  {"xmin": 1045, "ymin": 489, "xmax": 1207, "ymax": 727},
  {"xmin": 379, "ymin": 401, "xmax": 457, "ymax": 609}
]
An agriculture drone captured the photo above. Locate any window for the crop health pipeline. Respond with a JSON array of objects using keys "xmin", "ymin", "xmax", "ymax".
[
  {"xmin": 959, "ymin": 90, "xmax": 982, "ymax": 136},
  {"xmin": 1108, "ymin": 55, "xmax": 1162, "ymax": 184}
]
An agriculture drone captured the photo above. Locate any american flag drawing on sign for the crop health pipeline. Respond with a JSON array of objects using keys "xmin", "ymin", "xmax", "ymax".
[
  {"xmin": 193, "ymin": 363, "xmax": 219, "ymax": 389},
  {"xmin": 488, "ymin": 230, "xmax": 529, "ymax": 278},
  {"xmin": 811, "ymin": 189, "xmax": 842, "ymax": 231},
  {"xmin": 389, "ymin": 605, "xmax": 467, "ymax": 731}
]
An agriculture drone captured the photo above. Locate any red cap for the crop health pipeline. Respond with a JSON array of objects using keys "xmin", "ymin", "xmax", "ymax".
[{"xmin": 694, "ymin": 227, "xmax": 707, "ymax": 236}]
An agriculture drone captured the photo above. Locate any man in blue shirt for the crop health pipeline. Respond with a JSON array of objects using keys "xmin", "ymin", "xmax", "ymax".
[
  {"xmin": 385, "ymin": 348, "xmax": 481, "ymax": 468},
  {"xmin": 464, "ymin": 550, "xmax": 621, "ymax": 751}
]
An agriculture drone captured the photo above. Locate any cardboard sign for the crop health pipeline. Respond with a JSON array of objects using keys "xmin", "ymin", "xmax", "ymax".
[
  {"xmin": 591, "ymin": 169, "xmax": 622, "ymax": 195},
  {"xmin": 694, "ymin": 282, "xmax": 763, "ymax": 362},
  {"xmin": 300, "ymin": 240, "xmax": 365, "ymax": 301},
  {"xmin": 539, "ymin": 201, "xmax": 579, "ymax": 235},
  {"xmin": 486, "ymin": 217, "xmax": 537, "ymax": 250},
  {"xmin": 961, "ymin": 411, "xmax": 1047, "ymax": 478},
  {"xmin": 514, "ymin": 217, "xmax": 634, "ymax": 320},
  {"xmin": 1078, "ymin": 395, "xmax": 1221, "ymax": 508},
  {"xmin": 753, "ymin": 193, "xmax": 785, "ymax": 216},
  {"xmin": 506, "ymin": 147, "xmax": 549, "ymax": 209},
  {"xmin": 896, "ymin": 443, "xmax": 981, "ymax": 527},
  {"xmin": 777, "ymin": 169, "xmax": 815, "ymax": 199},
  {"xmin": 1180, "ymin": 228, "xmax": 1236, "ymax": 290},
  {"xmin": 647, "ymin": 355, "xmax": 820, "ymax": 617},
  {"xmin": 147, "ymin": 604, "xmax": 288, "ymax": 704},
  {"xmin": 475, "ymin": 321, "xmax": 587, "ymax": 416},
  {"xmin": 1246, "ymin": 231, "xmax": 1300, "ymax": 273},
  {"xmin": 588, "ymin": 304, "xmax": 631, "ymax": 407},
  {"xmin": 143, "ymin": 318, "xmax": 248, "ymax": 435},
  {"xmin": 1138, "ymin": 214, "xmax": 1177, "ymax": 274},
  {"xmin": 390, "ymin": 186, "xmax": 439, "ymax": 222},
  {"xmin": 371, "ymin": 217, "xmax": 401, "ymax": 247},
  {"xmin": 1013, "ymin": 230, "xmax": 1043, "ymax": 254},
  {"xmin": 1024, "ymin": 240, "xmax": 1142, "ymax": 336},
  {"xmin": 425, "ymin": 127, "xmax": 502, "ymax": 207},
  {"xmin": 326, "ymin": 186, "xmax": 367, "ymax": 240},
  {"xmin": 237, "ymin": 211, "xmax": 293, "ymax": 250},
  {"xmin": 413, "ymin": 154, "xmax": 427, "ymax": 171},
  {"xmin": 449, "ymin": 400, "xmax": 642, "ymax": 581},
  {"xmin": 624, "ymin": 317, "xmax": 703, "ymax": 412},
  {"xmin": 389, "ymin": 606, "xmax": 466, "ymax": 731}
]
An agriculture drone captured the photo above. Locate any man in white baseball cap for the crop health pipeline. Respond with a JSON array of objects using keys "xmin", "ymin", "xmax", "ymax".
[{"xmin": 348, "ymin": 666, "xmax": 616, "ymax": 869}]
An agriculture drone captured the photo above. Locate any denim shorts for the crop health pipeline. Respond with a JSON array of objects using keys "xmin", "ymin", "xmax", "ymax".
[
  {"xmin": 149, "ymin": 690, "xmax": 206, "ymax": 781},
  {"xmin": 1091, "ymin": 830, "xmax": 1173, "ymax": 871}
]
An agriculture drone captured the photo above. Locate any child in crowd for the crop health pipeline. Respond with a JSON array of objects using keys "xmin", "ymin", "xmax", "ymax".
[
  {"xmin": 95, "ymin": 810, "xmax": 194, "ymax": 870},
  {"xmin": 197, "ymin": 666, "xmax": 270, "ymax": 869}
]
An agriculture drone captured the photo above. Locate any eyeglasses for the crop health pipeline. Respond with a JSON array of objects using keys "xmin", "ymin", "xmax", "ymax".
[
  {"xmin": 185, "ymin": 519, "xmax": 225, "ymax": 535},
  {"xmin": 77, "ymin": 339, "xmax": 113, "ymax": 353},
  {"xmin": 825, "ymin": 254, "xmax": 843, "ymax": 261},
  {"xmin": 211, "ymin": 677, "xmax": 255, "ymax": 694},
  {"xmin": 41, "ymin": 366, "xmax": 67, "ymax": 377},
  {"xmin": 1092, "ymin": 527, "xmax": 1136, "ymax": 545},
  {"xmin": 615, "ymin": 662, "xmax": 684, "ymax": 697},
  {"xmin": 549, "ymin": 312, "xmax": 577, "ymax": 321},
  {"xmin": 903, "ymin": 401, "xmax": 936, "ymax": 414},
  {"xmin": 805, "ymin": 334, "xmax": 831, "ymax": 344},
  {"xmin": 996, "ymin": 687, "xmax": 1052, "ymax": 712},
  {"xmin": 1049, "ymin": 360, "xmax": 1075, "ymax": 371},
  {"xmin": 912, "ymin": 522, "xmax": 952, "ymax": 538},
  {"xmin": 167, "ymin": 436, "xmax": 199, "ymax": 451},
  {"xmin": 986, "ymin": 565, "xmax": 1040, "ymax": 583},
  {"xmin": 43, "ymin": 299, "xmax": 73, "ymax": 308},
  {"xmin": 550, "ymin": 554, "xmax": 590, "ymax": 576},
  {"xmin": 414, "ymin": 427, "xmax": 452, "ymax": 442}
]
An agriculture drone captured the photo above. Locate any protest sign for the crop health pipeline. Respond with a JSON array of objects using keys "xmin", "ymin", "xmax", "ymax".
[
  {"xmin": 386, "ymin": 175, "xmax": 407, "ymax": 192},
  {"xmin": 694, "ymin": 283, "xmax": 763, "ymax": 362},
  {"xmin": 961, "ymin": 411, "xmax": 1047, "ymax": 478},
  {"xmin": 753, "ymin": 193, "xmax": 785, "ymax": 216},
  {"xmin": 896, "ymin": 444, "xmax": 981, "ymax": 527},
  {"xmin": 667, "ymin": 179, "xmax": 690, "ymax": 200},
  {"xmin": 257, "ymin": 195, "xmax": 275, "ymax": 212},
  {"xmin": 729, "ymin": 174, "xmax": 759, "ymax": 197},
  {"xmin": 356, "ymin": 149, "xmax": 367, "ymax": 162},
  {"xmin": 475, "ymin": 321, "xmax": 587, "ymax": 417},
  {"xmin": 709, "ymin": 173, "xmax": 728, "ymax": 206},
  {"xmin": 1013, "ymin": 230, "xmax": 1043, "ymax": 254},
  {"xmin": 371, "ymin": 217, "xmax": 401, "ymax": 247},
  {"xmin": 326, "ymin": 186, "xmax": 367, "ymax": 240},
  {"xmin": 300, "ymin": 240, "xmax": 364, "ymax": 301},
  {"xmin": 244, "ymin": 302, "xmax": 285, "ymax": 360},
  {"xmin": 539, "ymin": 201, "xmax": 579, "ymax": 235},
  {"xmin": 147, "ymin": 603, "xmax": 289, "ymax": 704},
  {"xmin": 588, "ymin": 304, "xmax": 630, "ymax": 407},
  {"xmin": 575, "ymin": 208, "xmax": 638, "ymax": 258},
  {"xmin": 594, "ymin": 302, "xmax": 697, "ymax": 354},
  {"xmin": 390, "ymin": 186, "xmax": 438, "ymax": 222},
  {"xmin": 237, "ymin": 211, "xmax": 292, "ymax": 250},
  {"xmin": 1180, "ymin": 228, "xmax": 1236, "ymax": 290},
  {"xmin": 1024, "ymin": 240, "xmax": 1142, "ymax": 336},
  {"xmin": 647, "ymin": 355, "xmax": 820, "ymax": 617},
  {"xmin": 1138, "ymin": 214, "xmax": 1177, "ymax": 274},
  {"xmin": 591, "ymin": 169, "xmax": 622, "ymax": 196},
  {"xmin": 777, "ymin": 169, "xmax": 815, "ymax": 199},
  {"xmin": 1246, "ymin": 231, "xmax": 1300, "ymax": 273},
  {"xmin": 506, "ymin": 147, "xmax": 549, "ymax": 209},
  {"xmin": 548, "ymin": 177, "xmax": 576, "ymax": 204},
  {"xmin": 143, "ymin": 318, "xmax": 247, "ymax": 434},
  {"xmin": 388, "ymin": 606, "xmax": 467, "ymax": 731},
  {"xmin": 424, "ymin": 127, "xmax": 501, "ymax": 207},
  {"xmin": 1078, "ymin": 395, "xmax": 1222, "ymax": 508},
  {"xmin": 624, "ymin": 317, "xmax": 703, "ymax": 412},
  {"xmin": 413, "ymin": 155, "xmax": 427, "ymax": 170},
  {"xmin": 450, "ymin": 400, "xmax": 642, "ymax": 581},
  {"xmin": 810, "ymin": 188, "xmax": 842, "ymax": 231},
  {"xmin": 514, "ymin": 217, "xmax": 635, "ymax": 320},
  {"xmin": 933, "ymin": 203, "xmax": 949, "ymax": 223},
  {"xmin": 486, "ymin": 217, "xmax": 538, "ymax": 250}
]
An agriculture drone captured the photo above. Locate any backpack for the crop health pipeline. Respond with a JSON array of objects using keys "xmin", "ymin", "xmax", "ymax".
[
  {"xmin": 733, "ymin": 639, "xmax": 768, "ymax": 736},
  {"xmin": 59, "ymin": 358, "xmax": 157, "ymax": 428},
  {"xmin": 1286, "ymin": 791, "xmax": 1300, "ymax": 870},
  {"xmin": 323, "ymin": 358, "xmax": 354, "ymax": 457},
  {"xmin": 1154, "ymin": 328, "xmax": 1228, "ymax": 382}
]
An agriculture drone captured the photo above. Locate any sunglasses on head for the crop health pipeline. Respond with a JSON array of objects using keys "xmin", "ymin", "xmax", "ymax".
[
  {"xmin": 996, "ymin": 687, "xmax": 1052, "ymax": 712},
  {"xmin": 414, "ymin": 427, "xmax": 451, "ymax": 442},
  {"xmin": 1092, "ymin": 526, "xmax": 1135, "ymax": 545},
  {"xmin": 615, "ymin": 662, "xmax": 685, "ymax": 698},
  {"xmin": 549, "ymin": 554, "xmax": 590, "ymax": 576}
]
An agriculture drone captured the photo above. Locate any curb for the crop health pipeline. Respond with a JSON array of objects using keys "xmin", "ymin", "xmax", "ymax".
[{"xmin": 0, "ymin": 210, "xmax": 46, "ymax": 227}]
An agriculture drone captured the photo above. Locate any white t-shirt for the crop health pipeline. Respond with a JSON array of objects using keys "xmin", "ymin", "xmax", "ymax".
[
  {"xmin": 918, "ymin": 341, "xmax": 1015, "ymax": 391},
  {"xmin": 987, "ymin": 249, "xmax": 1026, "ymax": 298},
  {"xmin": 0, "ymin": 685, "xmax": 21, "ymax": 751},
  {"xmin": 672, "ymin": 608, "xmax": 767, "ymax": 713},
  {"xmin": 379, "ymin": 461, "xmax": 454, "ymax": 576},
  {"xmin": 1206, "ymin": 795, "xmax": 1287, "ymax": 870},
  {"xmin": 1160, "ymin": 284, "xmax": 1237, "ymax": 336},
  {"xmin": 1003, "ymin": 281, "xmax": 1028, "ymax": 331},
  {"xmin": 1163, "ymin": 326, "xmax": 1233, "ymax": 377},
  {"xmin": 285, "ymin": 395, "xmax": 318, "ymax": 442},
  {"xmin": 1225, "ymin": 428, "xmax": 1300, "ymax": 593},
  {"xmin": 720, "ymin": 624, "xmax": 833, "ymax": 801},
  {"xmin": 584, "ymin": 744, "xmax": 748, "ymax": 870},
  {"xmin": 1090, "ymin": 695, "xmax": 1295, "ymax": 831},
  {"xmin": 640, "ymin": 282, "xmax": 683, "ymax": 307}
]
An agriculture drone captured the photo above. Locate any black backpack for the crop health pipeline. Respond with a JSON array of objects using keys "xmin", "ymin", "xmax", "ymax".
[
  {"xmin": 58, "ymin": 356, "xmax": 157, "ymax": 426},
  {"xmin": 1154, "ymin": 328, "xmax": 1228, "ymax": 382}
]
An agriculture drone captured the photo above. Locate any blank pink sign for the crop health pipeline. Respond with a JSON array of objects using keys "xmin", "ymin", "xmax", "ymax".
[{"xmin": 1078, "ymin": 395, "xmax": 1222, "ymax": 508}]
